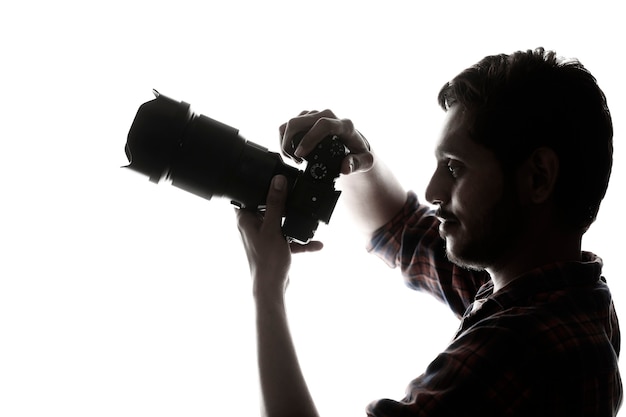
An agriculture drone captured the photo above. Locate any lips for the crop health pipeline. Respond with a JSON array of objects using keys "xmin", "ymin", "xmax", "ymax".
[
  {"xmin": 435, "ymin": 209, "xmax": 459, "ymax": 236},
  {"xmin": 435, "ymin": 208, "xmax": 457, "ymax": 223},
  {"xmin": 439, "ymin": 219, "xmax": 459, "ymax": 235}
]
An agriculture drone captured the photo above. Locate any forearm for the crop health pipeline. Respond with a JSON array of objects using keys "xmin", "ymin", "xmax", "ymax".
[
  {"xmin": 338, "ymin": 152, "xmax": 407, "ymax": 237},
  {"xmin": 255, "ymin": 288, "xmax": 319, "ymax": 417}
]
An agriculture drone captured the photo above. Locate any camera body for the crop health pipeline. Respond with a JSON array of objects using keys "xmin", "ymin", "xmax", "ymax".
[{"xmin": 124, "ymin": 91, "xmax": 347, "ymax": 243}]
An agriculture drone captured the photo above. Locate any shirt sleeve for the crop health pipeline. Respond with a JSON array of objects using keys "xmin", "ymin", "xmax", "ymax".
[{"xmin": 367, "ymin": 191, "xmax": 489, "ymax": 318}]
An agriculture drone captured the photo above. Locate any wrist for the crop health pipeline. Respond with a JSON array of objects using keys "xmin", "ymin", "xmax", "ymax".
[
  {"xmin": 253, "ymin": 279, "xmax": 287, "ymax": 306},
  {"xmin": 254, "ymin": 285, "xmax": 288, "ymax": 328}
]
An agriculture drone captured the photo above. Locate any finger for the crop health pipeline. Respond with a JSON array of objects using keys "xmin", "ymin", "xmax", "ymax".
[
  {"xmin": 281, "ymin": 109, "xmax": 338, "ymax": 158},
  {"xmin": 293, "ymin": 116, "xmax": 366, "ymax": 159},
  {"xmin": 341, "ymin": 152, "xmax": 375, "ymax": 174},
  {"xmin": 262, "ymin": 175, "xmax": 288, "ymax": 231},
  {"xmin": 290, "ymin": 240, "xmax": 324, "ymax": 254},
  {"xmin": 278, "ymin": 110, "xmax": 318, "ymax": 140},
  {"xmin": 279, "ymin": 121, "xmax": 302, "ymax": 162}
]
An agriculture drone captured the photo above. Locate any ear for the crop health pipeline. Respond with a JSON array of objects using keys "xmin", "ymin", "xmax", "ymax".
[{"xmin": 519, "ymin": 147, "xmax": 560, "ymax": 204}]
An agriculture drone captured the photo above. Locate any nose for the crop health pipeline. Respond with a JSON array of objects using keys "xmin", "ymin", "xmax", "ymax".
[{"xmin": 425, "ymin": 168, "xmax": 448, "ymax": 206}]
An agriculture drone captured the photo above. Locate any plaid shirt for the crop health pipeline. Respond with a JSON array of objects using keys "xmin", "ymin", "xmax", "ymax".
[{"xmin": 365, "ymin": 192, "xmax": 622, "ymax": 416}]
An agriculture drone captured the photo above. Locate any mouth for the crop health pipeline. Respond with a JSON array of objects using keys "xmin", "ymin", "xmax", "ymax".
[
  {"xmin": 435, "ymin": 209, "xmax": 459, "ymax": 236},
  {"xmin": 438, "ymin": 219, "xmax": 459, "ymax": 235},
  {"xmin": 435, "ymin": 208, "xmax": 457, "ymax": 223}
]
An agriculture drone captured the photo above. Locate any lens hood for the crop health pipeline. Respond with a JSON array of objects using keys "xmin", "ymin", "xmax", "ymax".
[{"xmin": 125, "ymin": 90, "xmax": 192, "ymax": 183}]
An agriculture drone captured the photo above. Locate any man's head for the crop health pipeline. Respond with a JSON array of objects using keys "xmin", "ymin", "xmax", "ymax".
[{"xmin": 436, "ymin": 47, "xmax": 613, "ymax": 233}]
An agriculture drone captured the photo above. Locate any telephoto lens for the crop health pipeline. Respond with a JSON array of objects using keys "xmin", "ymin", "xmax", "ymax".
[{"xmin": 124, "ymin": 91, "xmax": 347, "ymax": 243}]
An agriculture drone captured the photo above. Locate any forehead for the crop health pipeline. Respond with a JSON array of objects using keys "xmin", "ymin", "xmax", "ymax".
[{"xmin": 435, "ymin": 105, "xmax": 492, "ymax": 163}]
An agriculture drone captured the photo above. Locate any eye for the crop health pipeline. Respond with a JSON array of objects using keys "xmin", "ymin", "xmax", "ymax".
[{"xmin": 447, "ymin": 159, "xmax": 464, "ymax": 178}]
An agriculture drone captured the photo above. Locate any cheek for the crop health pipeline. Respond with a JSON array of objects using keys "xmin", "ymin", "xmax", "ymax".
[{"xmin": 451, "ymin": 179, "xmax": 504, "ymax": 223}]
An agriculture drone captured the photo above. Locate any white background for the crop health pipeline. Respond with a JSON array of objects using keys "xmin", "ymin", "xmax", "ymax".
[{"xmin": 1, "ymin": 1, "xmax": 624, "ymax": 415}]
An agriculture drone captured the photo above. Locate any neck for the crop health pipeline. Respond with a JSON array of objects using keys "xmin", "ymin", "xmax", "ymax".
[{"xmin": 487, "ymin": 227, "xmax": 583, "ymax": 293}]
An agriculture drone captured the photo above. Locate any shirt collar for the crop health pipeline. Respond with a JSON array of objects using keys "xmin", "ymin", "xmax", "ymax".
[{"xmin": 461, "ymin": 251, "xmax": 605, "ymax": 322}]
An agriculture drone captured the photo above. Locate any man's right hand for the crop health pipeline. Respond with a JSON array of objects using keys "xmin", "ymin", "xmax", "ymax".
[
  {"xmin": 279, "ymin": 109, "xmax": 374, "ymax": 175},
  {"xmin": 278, "ymin": 109, "xmax": 407, "ymax": 237}
]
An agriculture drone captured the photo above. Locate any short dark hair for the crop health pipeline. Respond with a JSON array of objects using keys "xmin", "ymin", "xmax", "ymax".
[{"xmin": 438, "ymin": 47, "xmax": 613, "ymax": 232}]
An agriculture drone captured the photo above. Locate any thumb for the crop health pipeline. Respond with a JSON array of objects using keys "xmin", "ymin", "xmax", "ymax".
[
  {"xmin": 342, "ymin": 152, "xmax": 374, "ymax": 174},
  {"xmin": 263, "ymin": 175, "xmax": 288, "ymax": 228}
]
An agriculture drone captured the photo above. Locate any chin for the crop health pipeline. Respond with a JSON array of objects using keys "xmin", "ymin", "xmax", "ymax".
[{"xmin": 444, "ymin": 239, "xmax": 490, "ymax": 272}]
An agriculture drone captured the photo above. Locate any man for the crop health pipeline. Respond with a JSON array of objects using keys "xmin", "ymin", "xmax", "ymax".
[{"xmin": 236, "ymin": 48, "xmax": 622, "ymax": 416}]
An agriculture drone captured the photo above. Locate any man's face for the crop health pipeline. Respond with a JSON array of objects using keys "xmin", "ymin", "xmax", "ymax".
[{"xmin": 425, "ymin": 105, "xmax": 526, "ymax": 271}]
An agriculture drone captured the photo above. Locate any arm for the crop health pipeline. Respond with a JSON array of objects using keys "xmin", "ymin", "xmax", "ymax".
[
  {"xmin": 237, "ymin": 112, "xmax": 406, "ymax": 416},
  {"xmin": 255, "ymin": 290, "xmax": 318, "ymax": 417},
  {"xmin": 280, "ymin": 110, "xmax": 407, "ymax": 237},
  {"xmin": 337, "ymin": 154, "xmax": 407, "ymax": 236},
  {"xmin": 237, "ymin": 175, "xmax": 322, "ymax": 417}
]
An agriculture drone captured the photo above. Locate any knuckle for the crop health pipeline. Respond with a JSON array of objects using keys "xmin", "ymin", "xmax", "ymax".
[
  {"xmin": 312, "ymin": 116, "xmax": 338, "ymax": 132},
  {"xmin": 341, "ymin": 117, "xmax": 355, "ymax": 132},
  {"xmin": 319, "ymin": 109, "xmax": 337, "ymax": 118}
]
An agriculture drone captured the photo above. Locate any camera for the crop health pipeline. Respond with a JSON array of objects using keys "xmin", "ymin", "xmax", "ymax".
[{"xmin": 124, "ymin": 90, "xmax": 347, "ymax": 243}]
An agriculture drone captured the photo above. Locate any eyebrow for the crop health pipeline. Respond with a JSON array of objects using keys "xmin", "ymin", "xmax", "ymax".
[{"xmin": 435, "ymin": 142, "xmax": 469, "ymax": 160}]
